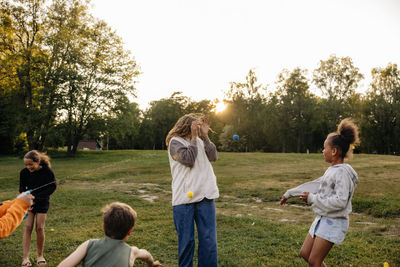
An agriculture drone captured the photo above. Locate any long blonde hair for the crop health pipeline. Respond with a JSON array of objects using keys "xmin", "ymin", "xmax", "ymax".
[
  {"xmin": 166, "ymin": 113, "xmax": 205, "ymax": 147},
  {"xmin": 24, "ymin": 150, "xmax": 52, "ymax": 168}
]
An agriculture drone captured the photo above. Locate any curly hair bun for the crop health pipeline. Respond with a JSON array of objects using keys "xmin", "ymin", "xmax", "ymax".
[{"xmin": 337, "ymin": 118, "xmax": 359, "ymax": 145}]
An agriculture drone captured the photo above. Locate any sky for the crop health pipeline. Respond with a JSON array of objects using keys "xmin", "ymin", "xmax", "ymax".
[{"xmin": 91, "ymin": 0, "xmax": 400, "ymax": 109}]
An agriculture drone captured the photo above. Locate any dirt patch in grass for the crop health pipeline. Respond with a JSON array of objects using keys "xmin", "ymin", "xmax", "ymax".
[{"xmin": 63, "ymin": 180, "xmax": 171, "ymax": 203}]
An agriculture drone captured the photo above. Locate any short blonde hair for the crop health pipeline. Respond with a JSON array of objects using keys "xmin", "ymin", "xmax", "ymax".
[{"xmin": 102, "ymin": 202, "xmax": 137, "ymax": 239}]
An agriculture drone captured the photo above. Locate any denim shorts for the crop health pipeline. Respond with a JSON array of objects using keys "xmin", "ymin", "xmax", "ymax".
[{"xmin": 309, "ymin": 215, "xmax": 349, "ymax": 244}]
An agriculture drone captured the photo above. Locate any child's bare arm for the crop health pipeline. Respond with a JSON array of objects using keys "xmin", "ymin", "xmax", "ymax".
[
  {"xmin": 131, "ymin": 246, "xmax": 163, "ymax": 267},
  {"xmin": 57, "ymin": 240, "xmax": 89, "ymax": 267}
]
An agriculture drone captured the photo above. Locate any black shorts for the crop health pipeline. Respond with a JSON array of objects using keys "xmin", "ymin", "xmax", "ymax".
[{"xmin": 31, "ymin": 199, "xmax": 50, "ymax": 214}]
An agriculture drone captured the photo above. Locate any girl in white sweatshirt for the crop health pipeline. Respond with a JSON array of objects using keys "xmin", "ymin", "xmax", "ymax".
[
  {"xmin": 166, "ymin": 113, "xmax": 219, "ymax": 267},
  {"xmin": 280, "ymin": 118, "xmax": 359, "ymax": 267}
]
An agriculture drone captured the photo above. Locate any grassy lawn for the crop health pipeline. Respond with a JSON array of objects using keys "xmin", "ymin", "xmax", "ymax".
[{"xmin": 0, "ymin": 151, "xmax": 399, "ymax": 266}]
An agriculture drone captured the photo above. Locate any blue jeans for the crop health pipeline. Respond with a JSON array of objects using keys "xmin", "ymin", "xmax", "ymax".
[{"xmin": 173, "ymin": 198, "xmax": 218, "ymax": 267}]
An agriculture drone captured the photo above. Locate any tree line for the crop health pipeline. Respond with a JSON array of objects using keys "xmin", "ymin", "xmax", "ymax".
[{"xmin": 1, "ymin": 0, "xmax": 399, "ymax": 155}]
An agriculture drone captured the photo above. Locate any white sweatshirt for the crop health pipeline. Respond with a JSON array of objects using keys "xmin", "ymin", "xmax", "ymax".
[
  {"xmin": 283, "ymin": 164, "xmax": 358, "ymax": 219},
  {"xmin": 168, "ymin": 136, "xmax": 219, "ymax": 206}
]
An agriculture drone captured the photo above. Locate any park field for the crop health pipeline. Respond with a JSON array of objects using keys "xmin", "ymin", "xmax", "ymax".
[{"xmin": 0, "ymin": 151, "xmax": 399, "ymax": 266}]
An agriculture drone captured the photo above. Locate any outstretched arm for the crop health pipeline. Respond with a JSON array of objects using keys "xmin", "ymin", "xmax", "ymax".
[
  {"xmin": 0, "ymin": 193, "xmax": 33, "ymax": 239},
  {"xmin": 280, "ymin": 176, "xmax": 323, "ymax": 205},
  {"xmin": 131, "ymin": 246, "xmax": 163, "ymax": 267},
  {"xmin": 57, "ymin": 240, "xmax": 89, "ymax": 267}
]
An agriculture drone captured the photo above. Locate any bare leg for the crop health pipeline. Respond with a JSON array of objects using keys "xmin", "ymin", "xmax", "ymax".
[
  {"xmin": 35, "ymin": 213, "xmax": 47, "ymax": 261},
  {"xmin": 308, "ymin": 236, "xmax": 333, "ymax": 267},
  {"xmin": 300, "ymin": 233, "xmax": 315, "ymax": 263},
  {"xmin": 22, "ymin": 211, "xmax": 35, "ymax": 262}
]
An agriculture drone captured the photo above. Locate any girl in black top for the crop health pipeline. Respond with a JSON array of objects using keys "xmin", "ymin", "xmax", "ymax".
[{"xmin": 20, "ymin": 150, "xmax": 56, "ymax": 267}]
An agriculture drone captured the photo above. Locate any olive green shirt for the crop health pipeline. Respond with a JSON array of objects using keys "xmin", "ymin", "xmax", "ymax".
[{"xmin": 83, "ymin": 237, "xmax": 131, "ymax": 267}]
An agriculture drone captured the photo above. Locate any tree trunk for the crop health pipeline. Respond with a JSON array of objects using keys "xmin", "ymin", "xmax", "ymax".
[
  {"xmin": 297, "ymin": 134, "xmax": 301, "ymax": 153},
  {"xmin": 72, "ymin": 136, "xmax": 80, "ymax": 155},
  {"xmin": 66, "ymin": 109, "xmax": 73, "ymax": 156}
]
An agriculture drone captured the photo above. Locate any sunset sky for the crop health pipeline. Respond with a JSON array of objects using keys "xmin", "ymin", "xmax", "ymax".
[{"xmin": 91, "ymin": 0, "xmax": 400, "ymax": 109}]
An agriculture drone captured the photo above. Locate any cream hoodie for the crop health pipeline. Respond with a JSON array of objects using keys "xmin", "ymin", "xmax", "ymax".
[
  {"xmin": 168, "ymin": 136, "xmax": 219, "ymax": 206},
  {"xmin": 283, "ymin": 164, "xmax": 358, "ymax": 219}
]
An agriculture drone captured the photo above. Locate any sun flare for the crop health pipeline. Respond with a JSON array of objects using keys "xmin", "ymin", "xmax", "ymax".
[{"xmin": 215, "ymin": 101, "xmax": 226, "ymax": 113}]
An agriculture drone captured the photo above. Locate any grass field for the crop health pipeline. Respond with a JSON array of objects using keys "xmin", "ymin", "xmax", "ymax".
[{"xmin": 0, "ymin": 151, "xmax": 399, "ymax": 266}]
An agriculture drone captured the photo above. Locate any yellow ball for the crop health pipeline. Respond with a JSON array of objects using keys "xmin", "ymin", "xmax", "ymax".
[
  {"xmin": 155, "ymin": 260, "xmax": 160, "ymax": 264},
  {"xmin": 187, "ymin": 191, "xmax": 193, "ymax": 198},
  {"xmin": 50, "ymin": 228, "xmax": 54, "ymax": 231},
  {"xmin": 384, "ymin": 262, "xmax": 389, "ymax": 267}
]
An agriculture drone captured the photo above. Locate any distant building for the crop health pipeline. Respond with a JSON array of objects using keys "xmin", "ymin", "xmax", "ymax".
[{"xmin": 77, "ymin": 140, "xmax": 101, "ymax": 150}]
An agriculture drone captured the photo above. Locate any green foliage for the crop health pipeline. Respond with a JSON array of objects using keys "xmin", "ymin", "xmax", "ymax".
[
  {"xmin": 54, "ymin": 4, "xmax": 140, "ymax": 155},
  {"xmin": 0, "ymin": 0, "xmax": 139, "ymax": 155},
  {"xmin": 219, "ymin": 125, "xmax": 247, "ymax": 152},
  {"xmin": 105, "ymin": 100, "xmax": 141, "ymax": 149},
  {"xmin": 274, "ymin": 68, "xmax": 316, "ymax": 153},
  {"xmin": 312, "ymin": 55, "xmax": 365, "ymax": 137},
  {"xmin": 361, "ymin": 63, "xmax": 400, "ymax": 154},
  {"xmin": 0, "ymin": 94, "xmax": 24, "ymax": 153},
  {"xmin": 139, "ymin": 92, "xmax": 187, "ymax": 150},
  {"xmin": 138, "ymin": 92, "xmax": 216, "ymax": 149},
  {"xmin": 220, "ymin": 69, "xmax": 270, "ymax": 152},
  {"xmin": 0, "ymin": 0, "xmax": 49, "ymax": 151},
  {"xmin": 313, "ymin": 54, "xmax": 364, "ymax": 101}
]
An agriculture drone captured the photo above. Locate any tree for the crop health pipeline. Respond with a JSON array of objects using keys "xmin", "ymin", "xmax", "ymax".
[
  {"xmin": 0, "ymin": 0, "xmax": 140, "ymax": 155},
  {"xmin": 313, "ymin": 54, "xmax": 364, "ymax": 101},
  {"xmin": 0, "ymin": 4, "xmax": 25, "ymax": 153},
  {"xmin": 220, "ymin": 69, "xmax": 269, "ymax": 152},
  {"xmin": 0, "ymin": 91, "xmax": 25, "ymax": 153},
  {"xmin": 139, "ymin": 92, "xmax": 188, "ymax": 150},
  {"xmin": 274, "ymin": 68, "xmax": 316, "ymax": 152},
  {"xmin": 138, "ymin": 92, "xmax": 220, "ymax": 150},
  {"xmin": 37, "ymin": 0, "xmax": 88, "ymax": 151},
  {"xmin": 60, "ymin": 14, "xmax": 139, "ymax": 155},
  {"xmin": 0, "ymin": 0, "xmax": 47, "ymax": 150},
  {"xmin": 361, "ymin": 63, "xmax": 400, "ymax": 154},
  {"xmin": 104, "ymin": 100, "xmax": 141, "ymax": 150},
  {"xmin": 312, "ymin": 54, "xmax": 364, "ymax": 135}
]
